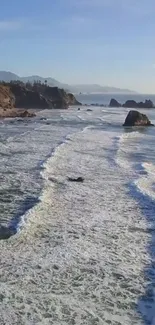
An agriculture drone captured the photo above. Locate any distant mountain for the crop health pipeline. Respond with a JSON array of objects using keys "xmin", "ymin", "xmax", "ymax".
[
  {"xmin": 21, "ymin": 75, "xmax": 69, "ymax": 90},
  {"xmin": 71, "ymin": 84, "xmax": 137, "ymax": 94},
  {"xmin": 0, "ymin": 71, "xmax": 137, "ymax": 94},
  {"xmin": 0, "ymin": 71, "xmax": 19, "ymax": 82}
]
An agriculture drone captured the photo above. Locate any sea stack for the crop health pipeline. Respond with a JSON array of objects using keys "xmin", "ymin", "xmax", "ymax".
[
  {"xmin": 123, "ymin": 110, "xmax": 153, "ymax": 126},
  {"xmin": 109, "ymin": 98, "xmax": 121, "ymax": 107}
]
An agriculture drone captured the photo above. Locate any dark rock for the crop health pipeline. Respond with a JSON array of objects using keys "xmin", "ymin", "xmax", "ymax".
[
  {"xmin": 78, "ymin": 107, "xmax": 81, "ymax": 111},
  {"xmin": 10, "ymin": 83, "xmax": 48, "ymax": 109},
  {"xmin": 40, "ymin": 117, "xmax": 47, "ymax": 121},
  {"xmin": 87, "ymin": 108, "xmax": 93, "ymax": 112},
  {"xmin": 109, "ymin": 98, "xmax": 121, "ymax": 107},
  {"xmin": 138, "ymin": 100, "xmax": 154, "ymax": 108},
  {"xmin": 122, "ymin": 100, "xmax": 138, "ymax": 108},
  {"xmin": 123, "ymin": 99, "xmax": 154, "ymax": 109},
  {"xmin": 123, "ymin": 110, "xmax": 153, "ymax": 126},
  {"xmin": 68, "ymin": 177, "xmax": 84, "ymax": 183}
]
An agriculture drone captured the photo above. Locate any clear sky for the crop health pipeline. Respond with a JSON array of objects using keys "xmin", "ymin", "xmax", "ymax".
[{"xmin": 0, "ymin": 0, "xmax": 155, "ymax": 93}]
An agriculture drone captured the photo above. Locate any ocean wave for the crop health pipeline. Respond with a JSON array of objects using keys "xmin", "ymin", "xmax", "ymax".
[
  {"xmin": 115, "ymin": 131, "xmax": 146, "ymax": 171},
  {"xmin": 134, "ymin": 162, "xmax": 155, "ymax": 201}
]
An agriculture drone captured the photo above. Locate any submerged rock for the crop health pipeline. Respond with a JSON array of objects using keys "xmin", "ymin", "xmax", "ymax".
[
  {"xmin": 109, "ymin": 98, "xmax": 121, "ymax": 107},
  {"xmin": 123, "ymin": 110, "xmax": 153, "ymax": 126}
]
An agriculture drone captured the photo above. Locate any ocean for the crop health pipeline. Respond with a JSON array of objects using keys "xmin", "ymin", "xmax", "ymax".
[
  {"xmin": 76, "ymin": 93, "xmax": 155, "ymax": 106},
  {"xmin": 0, "ymin": 96, "xmax": 155, "ymax": 324}
]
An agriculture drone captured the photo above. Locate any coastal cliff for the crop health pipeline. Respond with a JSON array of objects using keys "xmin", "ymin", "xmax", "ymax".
[{"xmin": 0, "ymin": 82, "xmax": 81, "ymax": 117}]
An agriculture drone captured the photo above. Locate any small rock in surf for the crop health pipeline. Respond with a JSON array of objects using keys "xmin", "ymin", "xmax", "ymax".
[{"xmin": 67, "ymin": 177, "xmax": 84, "ymax": 183}]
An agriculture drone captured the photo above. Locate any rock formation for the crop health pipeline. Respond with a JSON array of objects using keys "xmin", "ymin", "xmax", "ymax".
[
  {"xmin": 123, "ymin": 110, "xmax": 153, "ymax": 126},
  {"xmin": 67, "ymin": 93, "xmax": 81, "ymax": 106},
  {"xmin": 109, "ymin": 98, "xmax": 121, "ymax": 107},
  {"xmin": 122, "ymin": 99, "xmax": 154, "ymax": 109},
  {"xmin": 109, "ymin": 98, "xmax": 154, "ymax": 109}
]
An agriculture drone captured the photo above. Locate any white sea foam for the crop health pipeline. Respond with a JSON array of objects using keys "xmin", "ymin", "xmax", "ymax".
[
  {"xmin": 135, "ymin": 162, "xmax": 155, "ymax": 200},
  {"xmin": 0, "ymin": 107, "xmax": 154, "ymax": 324},
  {"xmin": 116, "ymin": 131, "xmax": 145, "ymax": 171}
]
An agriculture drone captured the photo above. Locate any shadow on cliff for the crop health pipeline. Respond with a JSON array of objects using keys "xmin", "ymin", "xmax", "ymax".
[{"xmin": 128, "ymin": 182, "xmax": 155, "ymax": 324}]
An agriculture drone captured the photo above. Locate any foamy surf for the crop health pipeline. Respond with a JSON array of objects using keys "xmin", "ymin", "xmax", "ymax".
[
  {"xmin": 116, "ymin": 131, "xmax": 146, "ymax": 171},
  {"xmin": 0, "ymin": 107, "xmax": 155, "ymax": 325},
  {"xmin": 134, "ymin": 162, "xmax": 155, "ymax": 200}
]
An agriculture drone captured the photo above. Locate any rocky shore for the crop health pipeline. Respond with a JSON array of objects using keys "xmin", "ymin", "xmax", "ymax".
[{"xmin": 0, "ymin": 82, "xmax": 81, "ymax": 118}]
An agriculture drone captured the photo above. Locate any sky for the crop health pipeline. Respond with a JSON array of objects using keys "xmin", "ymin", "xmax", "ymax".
[{"xmin": 0, "ymin": 0, "xmax": 155, "ymax": 93}]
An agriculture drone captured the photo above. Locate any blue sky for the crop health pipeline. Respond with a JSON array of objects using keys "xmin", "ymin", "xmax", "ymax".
[{"xmin": 0, "ymin": 0, "xmax": 155, "ymax": 93}]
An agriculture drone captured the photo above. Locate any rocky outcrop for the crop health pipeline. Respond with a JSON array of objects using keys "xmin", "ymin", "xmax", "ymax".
[
  {"xmin": 67, "ymin": 93, "xmax": 82, "ymax": 106},
  {"xmin": 137, "ymin": 100, "xmax": 154, "ymax": 108},
  {"xmin": 9, "ymin": 84, "xmax": 81, "ymax": 109},
  {"xmin": 0, "ymin": 82, "xmax": 81, "ymax": 117},
  {"xmin": 109, "ymin": 98, "xmax": 121, "ymax": 107},
  {"xmin": 122, "ymin": 100, "xmax": 137, "ymax": 108},
  {"xmin": 43, "ymin": 87, "xmax": 81, "ymax": 108},
  {"xmin": 43, "ymin": 86, "xmax": 67, "ymax": 108},
  {"xmin": 123, "ymin": 110, "xmax": 153, "ymax": 126},
  {"xmin": 109, "ymin": 98, "xmax": 154, "ymax": 109},
  {"xmin": 10, "ymin": 84, "xmax": 48, "ymax": 109},
  {"xmin": 122, "ymin": 99, "xmax": 154, "ymax": 109}
]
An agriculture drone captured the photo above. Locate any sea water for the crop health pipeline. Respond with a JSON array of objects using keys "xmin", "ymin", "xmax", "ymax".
[{"xmin": 0, "ymin": 105, "xmax": 155, "ymax": 324}]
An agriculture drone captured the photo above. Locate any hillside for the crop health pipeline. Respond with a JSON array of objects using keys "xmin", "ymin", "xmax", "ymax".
[{"xmin": 0, "ymin": 71, "xmax": 137, "ymax": 94}]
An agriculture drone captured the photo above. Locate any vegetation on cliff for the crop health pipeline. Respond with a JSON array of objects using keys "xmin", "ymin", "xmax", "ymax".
[{"xmin": 0, "ymin": 80, "xmax": 81, "ymax": 110}]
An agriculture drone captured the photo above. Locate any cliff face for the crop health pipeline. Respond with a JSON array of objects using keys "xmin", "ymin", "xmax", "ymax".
[
  {"xmin": 0, "ymin": 85, "xmax": 35, "ymax": 118},
  {"xmin": 0, "ymin": 85, "xmax": 15, "ymax": 109},
  {"xmin": 67, "ymin": 93, "xmax": 81, "ymax": 106},
  {"xmin": 10, "ymin": 84, "xmax": 48, "ymax": 109},
  {"xmin": 0, "ymin": 83, "xmax": 81, "ymax": 113},
  {"xmin": 43, "ymin": 87, "xmax": 68, "ymax": 109},
  {"xmin": 43, "ymin": 87, "xmax": 81, "ymax": 108}
]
